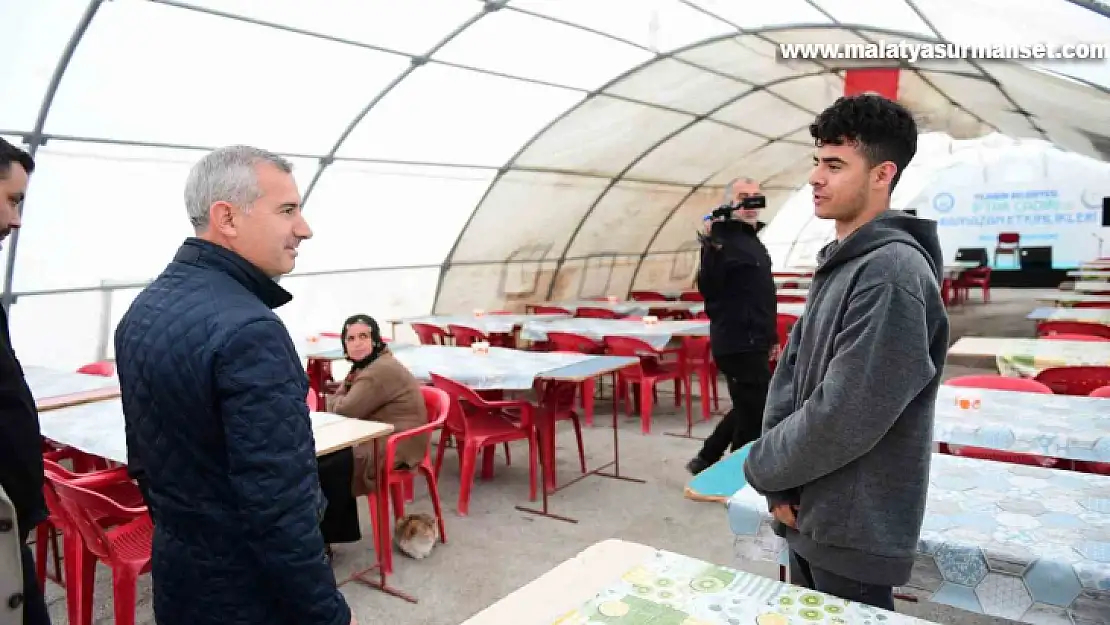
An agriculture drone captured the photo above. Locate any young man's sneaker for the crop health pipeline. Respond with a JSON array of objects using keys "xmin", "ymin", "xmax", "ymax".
[{"xmin": 686, "ymin": 456, "xmax": 712, "ymax": 475}]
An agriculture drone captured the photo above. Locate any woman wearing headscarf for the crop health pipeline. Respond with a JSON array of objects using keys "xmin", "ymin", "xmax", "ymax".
[{"xmin": 316, "ymin": 314, "xmax": 429, "ymax": 551}]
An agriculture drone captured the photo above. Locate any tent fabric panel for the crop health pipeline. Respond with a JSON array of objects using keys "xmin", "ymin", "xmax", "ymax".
[
  {"xmin": 448, "ymin": 170, "xmax": 609, "ymax": 263},
  {"xmin": 548, "ymin": 256, "xmax": 639, "ymax": 301},
  {"xmin": 43, "ymin": 1, "xmax": 411, "ymax": 156},
  {"xmin": 980, "ymin": 63, "xmax": 1110, "ymax": 136},
  {"xmin": 9, "ymin": 291, "xmax": 112, "ymax": 370},
  {"xmin": 8, "ymin": 141, "xmax": 325, "ymax": 292},
  {"xmin": 180, "ymin": 0, "xmax": 480, "ymax": 55},
  {"xmin": 711, "ymin": 89, "xmax": 819, "ymax": 137},
  {"xmin": 434, "ymin": 261, "xmax": 557, "ymax": 316},
  {"xmin": 334, "ymin": 63, "xmax": 584, "ymax": 166},
  {"xmin": 297, "ymin": 162, "xmax": 494, "ymax": 272},
  {"xmin": 811, "ymin": 0, "xmax": 935, "ymax": 38},
  {"xmin": 277, "ymin": 267, "xmax": 442, "ymax": 349},
  {"xmin": 603, "ymin": 58, "xmax": 755, "ymax": 115},
  {"xmin": 896, "ymin": 72, "xmax": 994, "ymax": 139},
  {"xmin": 564, "ymin": 181, "xmax": 696, "ymax": 257},
  {"xmin": 626, "ymin": 123, "xmax": 767, "ymax": 186},
  {"xmin": 685, "ymin": 0, "xmax": 832, "ymax": 30},
  {"xmin": 765, "ymin": 72, "xmax": 847, "ymax": 116},
  {"xmin": 513, "ymin": 96, "xmax": 695, "ymax": 177},
  {"xmin": 0, "ymin": 0, "xmax": 88, "ymax": 133},
  {"xmin": 706, "ymin": 141, "xmax": 813, "ymax": 186},
  {"xmin": 432, "ymin": 7, "xmax": 653, "ymax": 92},
  {"xmin": 675, "ymin": 36, "xmax": 823, "ymax": 85},
  {"xmin": 506, "ymin": 0, "xmax": 734, "ymax": 53}
]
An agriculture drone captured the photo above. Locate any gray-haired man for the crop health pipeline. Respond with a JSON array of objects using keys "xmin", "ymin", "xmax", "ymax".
[{"xmin": 115, "ymin": 146, "xmax": 356, "ymax": 625}]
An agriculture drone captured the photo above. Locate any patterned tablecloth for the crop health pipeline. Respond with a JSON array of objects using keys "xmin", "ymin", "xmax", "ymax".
[
  {"xmin": 520, "ymin": 318, "xmax": 709, "ymax": 350},
  {"xmin": 402, "ymin": 313, "xmax": 569, "ymax": 334},
  {"xmin": 1027, "ymin": 307, "xmax": 1110, "ymax": 325},
  {"xmin": 22, "ymin": 364, "xmax": 120, "ymax": 400},
  {"xmin": 555, "ymin": 548, "xmax": 933, "ymax": 625},
  {"xmin": 392, "ymin": 345, "xmax": 594, "ymax": 390},
  {"xmin": 727, "ymin": 454, "xmax": 1110, "ymax": 625},
  {"xmin": 994, "ymin": 338, "xmax": 1110, "ymax": 377},
  {"xmin": 934, "ymin": 385, "xmax": 1110, "ymax": 462}
]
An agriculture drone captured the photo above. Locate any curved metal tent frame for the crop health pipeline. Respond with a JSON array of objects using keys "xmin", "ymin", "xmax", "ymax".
[{"xmin": 2, "ymin": 0, "xmax": 1108, "ymax": 323}]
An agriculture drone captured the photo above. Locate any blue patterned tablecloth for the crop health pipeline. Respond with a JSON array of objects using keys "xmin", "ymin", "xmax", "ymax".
[
  {"xmin": 392, "ymin": 345, "xmax": 595, "ymax": 390},
  {"xmin": 934, "ymin": 385, "xmax": 1110, "ymax": 462},
  {"xmin": 726, "ymin": 454, "xmax": 1110, "ymax": 625},
  {"xmin": 520, "ymin": 318, "xmax": 709, "ymax": 350}
]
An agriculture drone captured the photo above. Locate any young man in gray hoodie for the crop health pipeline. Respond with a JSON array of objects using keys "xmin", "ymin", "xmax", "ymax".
[{"xmin": 742, "ymin": 94, "xmax": 950, "ymax": 610}]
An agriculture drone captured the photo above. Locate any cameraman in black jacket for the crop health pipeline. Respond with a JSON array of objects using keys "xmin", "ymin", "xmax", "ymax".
[{"xmin": 686, "ymin": 178, "xmax": 779, "ymax": 475}]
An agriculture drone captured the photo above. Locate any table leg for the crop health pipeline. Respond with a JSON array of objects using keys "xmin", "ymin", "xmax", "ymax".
[
  {"xmin": 515, "ymin": 380, "xmax": 645, "ymax": 524},
  {"xmin": 337, "ymin": 438, "xmax": 417, "ymax": 603}
]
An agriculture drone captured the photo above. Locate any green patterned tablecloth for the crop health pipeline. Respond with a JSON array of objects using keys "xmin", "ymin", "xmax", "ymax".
[
  {"xmin": 553, "ymin": 549, "xmax": 931, "ymax": 625},
  {"xmin": 996, "ymin": 339, "xmax": 1110, "ymax": 377}
]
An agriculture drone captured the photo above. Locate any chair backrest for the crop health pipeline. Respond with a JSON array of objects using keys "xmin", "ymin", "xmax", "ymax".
[
  {"xmin": 678, "ymin": 292, "xmax": 703, "ymax": 302},
  {"xmin": 533, "ymin": 305, "xmax": 572, "ymax": 315},
  {"xmin": 1090, "ymin": 385, "xmax": 1110, "ymax": 398},
  {"xmin": 1034, "ymin": 366, "xmax": 1110, "ymax": 396},
  {"xmin": 446, "ymin": 325, "xmax": 488, "ymax": 347},
  {"xmin": 777, "ymin": 295, "xmax": 806, "ymax": 303},
  {"xmin": 997, "ymin": 232, "xmax": 1020, "ymax": 245},
  {"xmin": 544, "ymin": 331, "xmax": 605, "ymax": 354},
  {"xmin": 576, "ymin": 307, "xmax": 622, "ymax": 319},
  {"xmin": 944, "ymin": 374, "xmax": 1054, "ymax": 394},
  {"xmin": 419, "ymin": 385, "xmax": 450, "ymax": 428},
  {"xmin": 628, "ymin": 291, "xmax": 668, "ymax": 302},
  {"xmin": 411, "ymin": 322, "xmax": 450, "ymax": 345},
  {"xmin": 77, "ymin": 361, "xmax": 115, "ymax": 376},
  {"xmin": 306, "ymin": 389, "xmax": 319, "ymax": 411},
  {"xmin": 43, "ymin": 461, "xmax": 147, "ymax": 563},
  {"xmin": 1037, "ymin": 321, "xmax": 1110, "ymax": 340}
]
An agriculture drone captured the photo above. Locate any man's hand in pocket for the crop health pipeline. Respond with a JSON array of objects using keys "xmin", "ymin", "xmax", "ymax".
[{"xmin": 771, "ymin": 503, "xmax": 798, "ymax": 528}]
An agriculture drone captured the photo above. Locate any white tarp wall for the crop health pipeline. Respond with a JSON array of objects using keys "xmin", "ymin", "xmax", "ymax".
[{"xmin": 3, "ymin": 0, "xmax": 1109, "ymax": 369}]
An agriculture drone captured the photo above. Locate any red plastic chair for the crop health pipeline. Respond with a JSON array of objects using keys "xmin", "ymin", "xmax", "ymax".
[
  {"xmin": 1090, "ymin": 385, "xmax": 1110, "ymax": 398},
  {"xmin": 944, "ymin": 375, "xmax": 1054, "ymax": 394},
  {"xmin": 544, "ymin": 332, "xmax": 607, "ymax": 426},
  {"xmin": 411, "ymin": 322, "xmax": 451, "ymax": 345},
  {"xmin": 532, "ymin": 305, "xmax": 572, "ymax": 315},
  {"xmin": 367, "ymin": 386, "xmax": 449, "ymax": 574},
  {"xmin": 776, "ymin": 295, "xmax": 806, "ymax": 303},
  {"xmin": 1037, "ymin": 321, "xmax": 1110, "ymax": 339},
  {"xmin": 430, "ymin": 374, "xmax": 539, "ymax": 515},
  {"xmin": 682, "ymin": 336, "xmax": 718, "ymax": 420},
  {"xmin": 44, "ymin": 461, "xmax": 152, "ymax": 625},
  {"xmin": 629, "ymin": 291, "xmax": 668, "ymax": 301},
  {"xmin": 771, "ymin": 314, "xmax": 799, "ymax": 374},
  {"xmin": 955, "ymin": 266, "xmax": 992, "ymax": 302},
  {"xmin": 1034, "ymin": 366, "xmax": 1110, "ymax": 396},
  {"xmin": 678, "ymin": 292, "xmax": 703, "ymax": 302},
  {"xmin": 941, "ymin": 376, "xmax": 1057, "ymax": 468},
  {"xmin": 76, "ymin": 361, "xmax": 115, "ymax": 376},
  {"xmin": 603, "ymin": 336, "xmax": 692, "ymax": 434},
  {"xmin": 576, "ymin": 307, "xmax": 623, "ymax": 319},
  {"xmin": 1073, "ymin": 302, "xmax": 1110, "ymax": 309}
]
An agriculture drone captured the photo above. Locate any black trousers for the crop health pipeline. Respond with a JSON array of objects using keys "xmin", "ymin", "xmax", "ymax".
[
  {"xmin": 789, "ymin": 550, "xmax": 895, "ymax": 611},
  {"xmin": 20, "ymin": 542, "xmax": 52, "ymax": 625},
  {"xmin": 316, "ymin": 448, "xmax": 362, "ymax": 544},
  {"xmin": 697, "ymin": 350, "xmax": 771, "ymax": 463}
]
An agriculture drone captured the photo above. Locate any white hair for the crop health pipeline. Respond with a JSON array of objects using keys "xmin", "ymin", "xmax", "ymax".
[
  {"xmin": 723, "ymin": 177, "xmax": 757, "ymax": 202},
  {"xmin": 185, "ymin": 145, "xmax": 293, "ymax": 230}
]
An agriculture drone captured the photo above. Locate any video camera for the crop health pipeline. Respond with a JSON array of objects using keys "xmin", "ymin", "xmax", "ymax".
[{"xmin": 710, "ymin": 194, "xmax": 766, "ymax": 220}]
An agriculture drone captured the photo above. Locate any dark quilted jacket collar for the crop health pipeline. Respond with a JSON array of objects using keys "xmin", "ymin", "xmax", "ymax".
[{"xmin": 173, "ymin": 238, "xmax": 292, "ymax": 309}]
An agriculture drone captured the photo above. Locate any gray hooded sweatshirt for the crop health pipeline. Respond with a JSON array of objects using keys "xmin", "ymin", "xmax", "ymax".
[{"xmin": 742, "ymin": 210, "xmax": 950, "ymax": 586}]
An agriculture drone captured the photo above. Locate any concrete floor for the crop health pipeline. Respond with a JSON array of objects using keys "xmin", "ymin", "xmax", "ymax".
[{"xmin": 42, "ymin": 288, "xmax": 1054, "ymax": 625}]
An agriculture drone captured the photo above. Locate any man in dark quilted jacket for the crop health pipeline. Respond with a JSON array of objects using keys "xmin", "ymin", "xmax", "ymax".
[{"xmin": 114, "ymin": 146, "xmax": 356, "ymax": 625}]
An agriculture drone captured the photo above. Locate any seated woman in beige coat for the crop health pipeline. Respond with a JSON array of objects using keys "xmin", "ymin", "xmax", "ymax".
[{"xmin": 316, "ymin": 314, "xmax": 428, "ymax": 552}]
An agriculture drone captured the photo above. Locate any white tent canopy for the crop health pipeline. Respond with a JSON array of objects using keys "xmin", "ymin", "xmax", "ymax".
[{"xmin": 3, "ymin": 0, "xmax": 1109, "ymax": 368}]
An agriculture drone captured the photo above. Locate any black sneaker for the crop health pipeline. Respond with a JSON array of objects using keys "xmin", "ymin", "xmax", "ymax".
[{"xmin": 686, "ymin": 456, "xmax": 711, "ymax": 475}]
